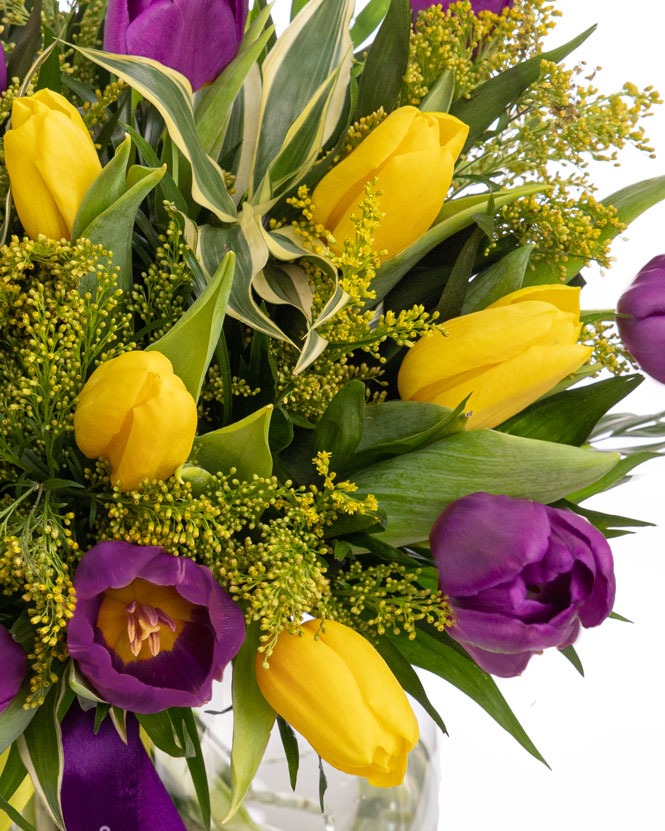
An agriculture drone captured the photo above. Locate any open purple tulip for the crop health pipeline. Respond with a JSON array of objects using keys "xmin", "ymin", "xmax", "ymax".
[
  {"xmin": 0, "ymin": 624, "xmax": 26, "ymax": 712},
  {"xmin": 430, "ymin": 493, "xmax": 615, "ymax": 677},
  {"xmin": 617, "ymin": 254, "xmax": 665, "ymax": 383},
  {"xmin": 104, "ymin": 0, "xmax": 249, "ymax": 91},
  {"xmin": 411, "ymin": 0, "xmax": 512, "ymax": 19},
  {"xmin": 68, "ymin": 541, "xmax": 246, "ymax": 713}
]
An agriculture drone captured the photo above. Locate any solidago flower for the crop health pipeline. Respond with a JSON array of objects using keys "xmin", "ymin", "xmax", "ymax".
[
  {"xmin": 4, "ymin": 89, "xmax": 102, "ymax": 241},
  {"xmin": 398, "ymin": 285, "xmax": 592, "ymax": 429},
  {"xmin": 74, "ymin": 350, "xmax": 197, "ymax": 491},
  {"xmin": 312, "ymin": 106, "xmax": 468, "ymax": 260},
  {"xmin": 256, "ymin": 619, "xmax": 419, "ymax": 787}
]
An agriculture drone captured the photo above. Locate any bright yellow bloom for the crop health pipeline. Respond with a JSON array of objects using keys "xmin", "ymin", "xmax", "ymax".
[
  {"xmin": 312, "ymin": 106, "xmax": 468, "ymax": 260},
  {"xmin": 4, "ymin": 89, "xmax": 102, "ymax": 241},
  {"xmin": 74, "ymin": 351, "xmax": 197, "ymax": 491},
  {"xmin": 256, "ymin": 619, "xmax": 419, "ymax": 787},
  {"xmin": 398, "ymin": 285, "xmax": 592, "ymax": 430},
  {"xmin": 0, "ymin": 749, "xmax": 33, "ymax": 831}
]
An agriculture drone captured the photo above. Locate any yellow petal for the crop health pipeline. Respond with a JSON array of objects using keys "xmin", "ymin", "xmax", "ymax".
[
  {"xmin": 425, "ymin": 111, "xmax": 470, "ymax": 158},
  {"xmin": 488, "ymin": 284, "xmax": 581, "ymax": 316}
]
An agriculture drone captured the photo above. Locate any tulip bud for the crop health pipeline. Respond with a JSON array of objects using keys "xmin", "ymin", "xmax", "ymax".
[
  {"xmin": 312, "ymin": 106, "xmax": 468, "ymax": 261},
  {"xmin": 256, "ymin": 620, "xmax": 419, "ymax": 788},
  {"xmin": 104, "ymin": 0, "xmax": 249, "ymax": 91},
  {"xmin": 4, "ymin": 89, "xmax": 102, "ymax": 241},
  {"xmin": 617, "ymin": 254, "xmax": 665, "ymax": 383},
  {"xmin": 74, "ymin": 351, "xmax": 198, "ymax": 491},
  {"xmin": 398, "ymin": 285, "xmax": 592, "ymax": 429}
]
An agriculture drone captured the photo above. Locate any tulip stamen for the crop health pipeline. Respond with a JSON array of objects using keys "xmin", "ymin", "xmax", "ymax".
[{"xmin": 125, "ymin": 601, "xmax": 176, "ymax": 658}]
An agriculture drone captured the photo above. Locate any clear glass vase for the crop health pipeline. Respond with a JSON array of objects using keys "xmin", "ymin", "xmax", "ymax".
[{"xmin": 157, "ymin": 681, "xmax": 440, "ymax": 831}]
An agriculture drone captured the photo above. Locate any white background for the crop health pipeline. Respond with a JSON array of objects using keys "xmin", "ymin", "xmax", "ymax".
[{"xmin": 268, "ymin": 2, "xmax": 665, "ymax": 829}]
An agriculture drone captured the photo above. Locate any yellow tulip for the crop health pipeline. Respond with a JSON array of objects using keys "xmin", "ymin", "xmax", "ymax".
[
  {"xmin": 398, "ymin": 285, "xmax": 593, "ymax": 430},
  {"xmin": 312, "ymin": 106, "xmax": 468, "ymax": 260},
  {"xmin": 255, "ymin": 619, "xmax": 419, "ymax": 788},
  {"xmin": 74, "ymin": 351, "xmax": 197, "ymax": 491},
  {"xmin": 4, "ymin": 88, "xmax": 102, "ymax": 241},
  {"xmin": 0, "ymin": 748, "xmax": 33, "ymax": 831}
]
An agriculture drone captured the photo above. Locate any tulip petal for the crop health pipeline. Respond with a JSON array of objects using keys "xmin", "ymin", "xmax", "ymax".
[
  {"xmin": 488, "ymin": 284, "xmax": 582, "ymax": 316},
  {"xmin": 461, "ymin": 643, "xmax": 535, "ymax": 678},
  {"xmin": 426, "ymin": 112, "xmax": 469, "ymax": 159}
]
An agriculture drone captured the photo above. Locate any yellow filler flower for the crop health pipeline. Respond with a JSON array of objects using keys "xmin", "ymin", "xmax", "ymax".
[
  {"xmin": 74, "ymin": 351, "xmax": 197, "ymax": 491},
  {"xmin": 256, "ymin": 619, "xmax": 419, "ymax": 787},
  {"xmin": 312, "ymin": 106, "xmax": 468, "ymax": 260},
  {"xmin": 4, "ymin": 88, "xmax": 102, "ymax": 241},
  {"xmin": 398, "ymin": 285, "xmax": 593, "ymax": 430}
]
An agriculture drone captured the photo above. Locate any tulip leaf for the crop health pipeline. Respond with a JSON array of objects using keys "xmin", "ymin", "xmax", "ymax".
[
  {"xmin": 355, "ymin": 0, "xmax": 411, "ymax": 119},
  {"xmin": 340, "ymin": 400, "xmax": 467, "ymax": 475},
  {"xmin": 313, "ymin": 381, "xmax": 366, "ymax": 463},
  {"xmin": 250, "ymin": 0, "xmax": 354, "ymax": 196},
  {"xmin": 74, "ymin": 46, "xmax": 237, "ymax": 222},
  {"xmin": 461, "ymin": 245, "xmax": 534, "ymax": 313},
  {"xmin": 6, "ymin": 0, "xmax": 42, "ymax": 82},
  {"xmin": 524, "ymin": 174, "xmax": 665, "ymax": 285},
  {"xmin": 350, "ymin": 0, "xmax": 391, "ymax": 47},
  {"xmin": 351, "ymin": 430, "xmax": 619, "ymax": 546},
  {"xmin": 450, "ymin": 25, "xmax": 596, "ymax": 150},
  {"xmin": 318, "ymin": 757, "xmax": 328, "ymax": 813},
  {"xmin": 370, "ymin": 183, "xmax": 547, "ymax": 304},
  {"xmin": 420, "ymin": 69, "xmax": 456, "ymax": 114},
  {"xmin": 36, "ymin": 25, "xmax": 61, "ymax": 92},
  {"xmin": 566, "ymin": 451, "xmax": 660, "ymax": 504},
  {"xmin": 17, "ymin": 681, "xmax": 67, "ymax": 829},
  {"xmin": 136, "ymin": 711, "xmax": 189, "ymax": 758},
  {"xmin": 374, "ymin": 635, "xmax": 447, "ymax": 736},
  {"xmin": 72, "ymin": 133, "xmax": 132, "ymax": 242},
  {"xmin": 389, "ymin": 627, "xmax": 548, "ymax": 765},
  {"xmin": 170, "ymin": 708, "xmax": 211, "ymax": 830},
  {"xmin": 276, "ymin": 716, "xmax": 300, "ymax": 790},
  {"xmin": 0, "ymin": 682, "xmax": 36, "ymax": 757},
  {"xmin": 556, "ymin": 500, "xmax": 654, "ymax": 540},
  {"xmin": 193, "ymin": 404, "xmax": 274, "ymax": 481},
  {"xmin": 559, "ymin": 645, "xmax": 584, "ymax": 676},
  {"xmin": 147, "ymin": 251, "xmax": 235, "ymax": 401},
  {"xmin": 0, "ymin": 743, "xmax": 28, "ymax": 803},
  {"xmin": 435, "ymin": 226, "xmax": 486, "ymax": 321},
  {"xmin": 77, "ymin": 163, "xmax": 166, "ymax": 294},
  {"xmin": 0, "ymin": 795, "xmax": 36, "ymax": 831},
  {"xmin": 497, "ymin": 374, "xmax": 644, "ymax": 446},
  {"xmin": 225, "ymin": 624, "xmax": 276, "ymax": 824}
]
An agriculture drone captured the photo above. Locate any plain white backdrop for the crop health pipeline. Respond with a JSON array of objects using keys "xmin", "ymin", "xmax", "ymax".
[{"xmin": 267, "ymin": 2, "xmax": 665, "ymax": 829}]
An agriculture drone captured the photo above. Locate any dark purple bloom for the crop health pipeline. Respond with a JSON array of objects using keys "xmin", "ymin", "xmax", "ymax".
[
  {"xmin": 617, "ymin": 254, "xmax": 665, "ymax": 383},
  {"xmin": 0, "ymin": 624, "xmax": 26, "ymax": 712},
  {"xmin": 430, "ymin": 493, "xmax": 615, "ymax": 677},
  {"xmin": 62, "ymin": 701, "xmax": 185, "ymax": 831},
  {"xmin": 103, "ymin": 0, "xmax": 249, "ymax": 90},
  {"xmin": 411, "ymin": 0, "xmax": 512, "ymax": 19},
  {"xmin": 68, "ymin": 541, "xmax": 246, "ymax": 713}
]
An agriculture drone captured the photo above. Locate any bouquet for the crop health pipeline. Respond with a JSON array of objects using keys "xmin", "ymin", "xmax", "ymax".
[{"xmin": 1, "ymin": 0, "xmax": 663, "ymax": 828}]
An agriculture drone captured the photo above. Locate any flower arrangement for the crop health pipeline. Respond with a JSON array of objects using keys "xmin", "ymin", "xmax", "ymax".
[{"xmin": 0, "ymin": 0, "xmax": 663, "ymax": 828}]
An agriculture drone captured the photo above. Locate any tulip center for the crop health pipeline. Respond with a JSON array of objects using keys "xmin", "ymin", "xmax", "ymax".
[{"xmin": 125, "ymin": 600, "xmax": 176, "ymax": 658}]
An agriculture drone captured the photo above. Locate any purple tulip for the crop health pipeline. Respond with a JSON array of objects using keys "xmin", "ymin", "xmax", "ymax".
[
  {"xmin": 411, "ymin": 0, "xmax": 512, "ymax": 19},
  {"xmin": 430, "ymin": 493, "xmax": 615, "ymax": 677},
  {"xmin": 617, "ymin": 254, "xmax": 665, "ymax": 383},
  {"xmin": 103, "ymin": 0, "xmax": 249, "ymax": 91},
  {"xmin": 0, "ymin": 625, "xmax": 26, "ymax": 712},
  {"xmin": 68, "ymin": 541, "xmax": 246, "ymax": 713}
]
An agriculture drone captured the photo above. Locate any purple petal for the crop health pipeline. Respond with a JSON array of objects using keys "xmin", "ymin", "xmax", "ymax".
[
  {"xmin": 0, "ymin": 625, "xmax": 26, "ymax": 712},
  {"xmin": 460, "ymin": 642, "xmax": 535, "ymax": 678},
  {"xmin": 431, "ymin": 493, "xmax": 551, "ymax": 595},
  {"xmin": 450, "ymin": 605, "xmax": 579, "ymax": 654}
]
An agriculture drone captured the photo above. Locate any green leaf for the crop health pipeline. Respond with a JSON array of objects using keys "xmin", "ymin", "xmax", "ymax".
[
  {"xmin": 435, "ymin": 226, "xmax": 485, "ymax": 320},
  {"xmin": 121, "ymin": 122, "xmax": 189, "ymax": 212},
  {"xmin": 313, "ymin": 380, "xmax": 365, "ymax": 463},
  {"xmin": 318, "ymin": 757, "xmax": 328, "ymax": 813},
  {"xmin": 355, "ymin": 0, "xmax": 411, "ymax": 118},
  {"xmin": 137, "ymin": 710, "xmax": 189, "ymax": 758},
  {"xmin": 276, "ymin": 716, "xmax": 300, "ymax": 790},
  {"xmin": 250, "ymin": 0, "xmax": 354, "ymax": 196},
  {"xmin": 557, "ymin": 499, "xmax": 654, "ymax": 537},
  {"xmin": 566, "ymin": 451, "xmax": 659, "ymax": 503},
  {"xmin": 71, "ymin": 134, "xmax": 132, "ymax": 241},
  {"xmin": 36, "ymin": 25, "xmax": 61, "ymax": 92},
  {"xmin": 450, "ymin": 26, "xmax": 595, "ymax": 149},
  {"xmin": 559, "ymin": 645, "xmax": 584, "ymax": 677},
  {"xmin": 74, "ymin": 46, "xmax": 237, "ymax": 222},
  {"xmin": 420, "ymin": 69, "xmax": 455, "ymax": 113},
  {"xmin": 0, "ymin": 682, "xmax": 37, "ymax": 757},
  {"xmin": 461, "ymin": 245, "xmax": 534, "ymax": 313},
  {"xmin": 193, "ymin": 404, "xmax": 274, "ymax": 481},
  {"xmin": 374, "ymin": 636, "xmax": 447, "ymax": 735},
  {"xmin": 170, "ymin": 709, "xmax": 211, "ymax": 830},
  {"xmin": 225, "ymin": 623, "xmax": 276, "ymax": 823},
  {"xmin": 350, "ymin": 0, "xmax": 391, "ymax": 46},
  {"xmin": 77, "ymin": 163, "xmax": 166, "ymax": 294},
  {"xmin": 352, "ymin": 430, "xmax": 619, "ymax": 546},
  {"xmin": 340, "ymin": 399, "xmax": 467, "ymax": 473},
  {"xmin": 0, "ymin": 742, "xmax": 28, "ymax": 801},
  {"xmin": 370, "ymin": 184, "xmax": 547, "ymax": 304},
  {"xmin": 0, "ymin": 793, "xmax": 37, "ymax": 831},
  {"xmin": 497, "ymin": 374, "xmax": 644, "ymax": 446},
  {"xmin": 390, "ymin": 628, "xmax": 547, "ymax": 765},
  {"xmin": 7, "ymin": 0, "xmax": 43, "ymax": 82},
  {"xmin": 525, "ymin": 174, "xmax": 665, "ymax": 285},
  {"xmin": 17, "ymin": 682, "xmax": 68, "ymax": 829},
  {"xmin": 610, "ymin": 611, "xmax": 633, "ymax": 623},
  {"xmin": 147, "ymin": 251, "xmax": 235, "ymax": 400}
]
